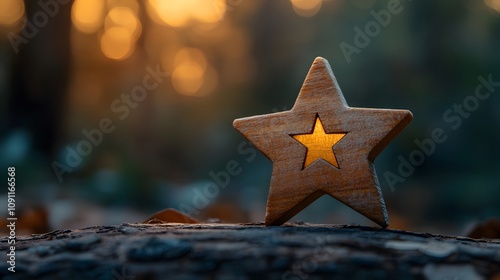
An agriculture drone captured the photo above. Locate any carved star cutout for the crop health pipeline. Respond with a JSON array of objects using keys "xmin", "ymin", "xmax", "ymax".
[
  {"xmin": 292, "ymin": 116, "xmax": 347, "ymax": 169},
  {"xmin": 233, "ymin": 57, "xmax": 413, "ymax": 227}
]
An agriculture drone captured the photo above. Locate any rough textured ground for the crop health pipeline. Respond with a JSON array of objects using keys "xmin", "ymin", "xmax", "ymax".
[{"xmin": 1, "ymin": 223, "xmax": 499, "ymax": 279}]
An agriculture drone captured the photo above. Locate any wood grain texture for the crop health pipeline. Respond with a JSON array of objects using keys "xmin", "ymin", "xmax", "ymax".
[{"xmin": 233, "ymin": 57, "xmax": 413, "ymax": 227}]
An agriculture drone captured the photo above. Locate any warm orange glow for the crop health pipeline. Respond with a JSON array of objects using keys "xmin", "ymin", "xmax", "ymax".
[
  {"xmin": 148, "ymin": 0, "xmax": 191, "ymax": 27},
  {"xmin": 0, "ymin": 0, "xmax": 24, "ymax": 26},
  {"xmin": 485, "ymin": 0, "xmax": 500, "ymax": 12},
  {"xmin": 172, "ymin": 62, "xmax": 205, "ymax": 95},
  {"xmin": 106, "ymin": 0, "xmax": 140, "ymax": 13},
  {"xmin": 292, "ymin": 117, "xmax": 347, "ymax": 169},
  {"xmin": 191, "ymin": 0, "xmax": 226, "ymax": 23},
  {"xmin": 100, "ymin": 27, "xmax": 135, "ymax": 60},
  {"xmin": 290, "ymin": 0, "xmax": 322, "ymax": 17},
  {"xmin": 171, "ymin": 48, "xmax": 208, "ymax": 95},
  {"xmin": 147, "ymin": 0, "xmax": 226, "ymax": 27},
  {"xmin": 174, "ymin": 48, "xmax": 207, "ymax": 71},
  {"xmin": 105, "ymin": 7, "xmax": 142, "ymax": 39},
  {"xmin": 72, "ymin": 0, "xmax": 105, "ymax": 33}
]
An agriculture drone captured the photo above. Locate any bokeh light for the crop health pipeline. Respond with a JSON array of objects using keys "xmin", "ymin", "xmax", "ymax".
[
  {"xmin": 191, "ymin": 0, "xmax": 226, "ymax": 23},
  {"xmin": 106, "ymin": 0, "xmax": 140, "ymax": 13},
  {"xmin": 72, "ymin": 0, "xmax": 105, "ymax": 33},
  {"xmin": 105, "ymin": 7, "xmax": 142, "ymax": 39},
  {"xmin": 171, "ymin": 48, "xmax": 207, "ymax": 96},
  {"xmin": 174, "ymin": 48, "xmax": 207, "ymax": 71},
  {"xmin": 6, "ymin": 0, "xmax": 498, "ymax": 238},
  {"xmin": 147, "ymin": 0, "xmax": 190, "ymax": 27},
  {"xmin": 172, "ymin": 63, "xmax": 205, "ymax": 95},
  {"xmin": 290, "ymin": 0, "xmax": 322, "ymax": 17},
  {"xmin": 100, "ymin": 27, "xmax": 135, "ymax": 60},
  {"xmin": 0, "ymin": 0, "xmax": 25, "ymax": 26},
  {"xmin": 147, "ymin": 0, "xmax": 226, "ymax": 27}
]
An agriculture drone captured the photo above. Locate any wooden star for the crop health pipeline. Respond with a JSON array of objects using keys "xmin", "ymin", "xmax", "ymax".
[{"xmin": 233, "ymin": 57, "xmax": 413, "ymax": 227}]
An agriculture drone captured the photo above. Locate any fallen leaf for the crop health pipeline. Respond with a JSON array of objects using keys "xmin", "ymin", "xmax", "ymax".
[
  {"xmin": 467, "ymin": 219, "xmax": 500, "ymax": 239},
  {"xmin": 143, "ymin": 208, "xmax": 199, "ymax": 224}
]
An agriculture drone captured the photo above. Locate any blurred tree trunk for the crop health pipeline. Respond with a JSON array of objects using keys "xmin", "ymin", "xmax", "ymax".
[{"xmin": 8, "ymin": 0, "xmax": 72, "ymax": 156}]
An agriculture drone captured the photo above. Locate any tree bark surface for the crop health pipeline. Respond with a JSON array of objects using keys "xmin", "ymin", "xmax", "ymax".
[{"xmin": 1, "ymin": 223, "xmax": 499, "ymax": 280}]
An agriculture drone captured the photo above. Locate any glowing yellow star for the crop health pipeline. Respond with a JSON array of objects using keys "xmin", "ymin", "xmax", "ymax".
[{"xmin": 292, "ymin": 117, "xmax": 347, "ymax": 169}]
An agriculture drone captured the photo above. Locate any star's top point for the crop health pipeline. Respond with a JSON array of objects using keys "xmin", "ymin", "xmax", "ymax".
[{"xmin": 292, "ymin": 57, "xmax": 348, "ymax": 112}]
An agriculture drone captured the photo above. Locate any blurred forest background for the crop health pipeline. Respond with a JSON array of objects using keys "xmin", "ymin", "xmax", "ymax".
[{"xmin": 0, "ymin": 0, "xmax": 499, "ymax": 236}]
